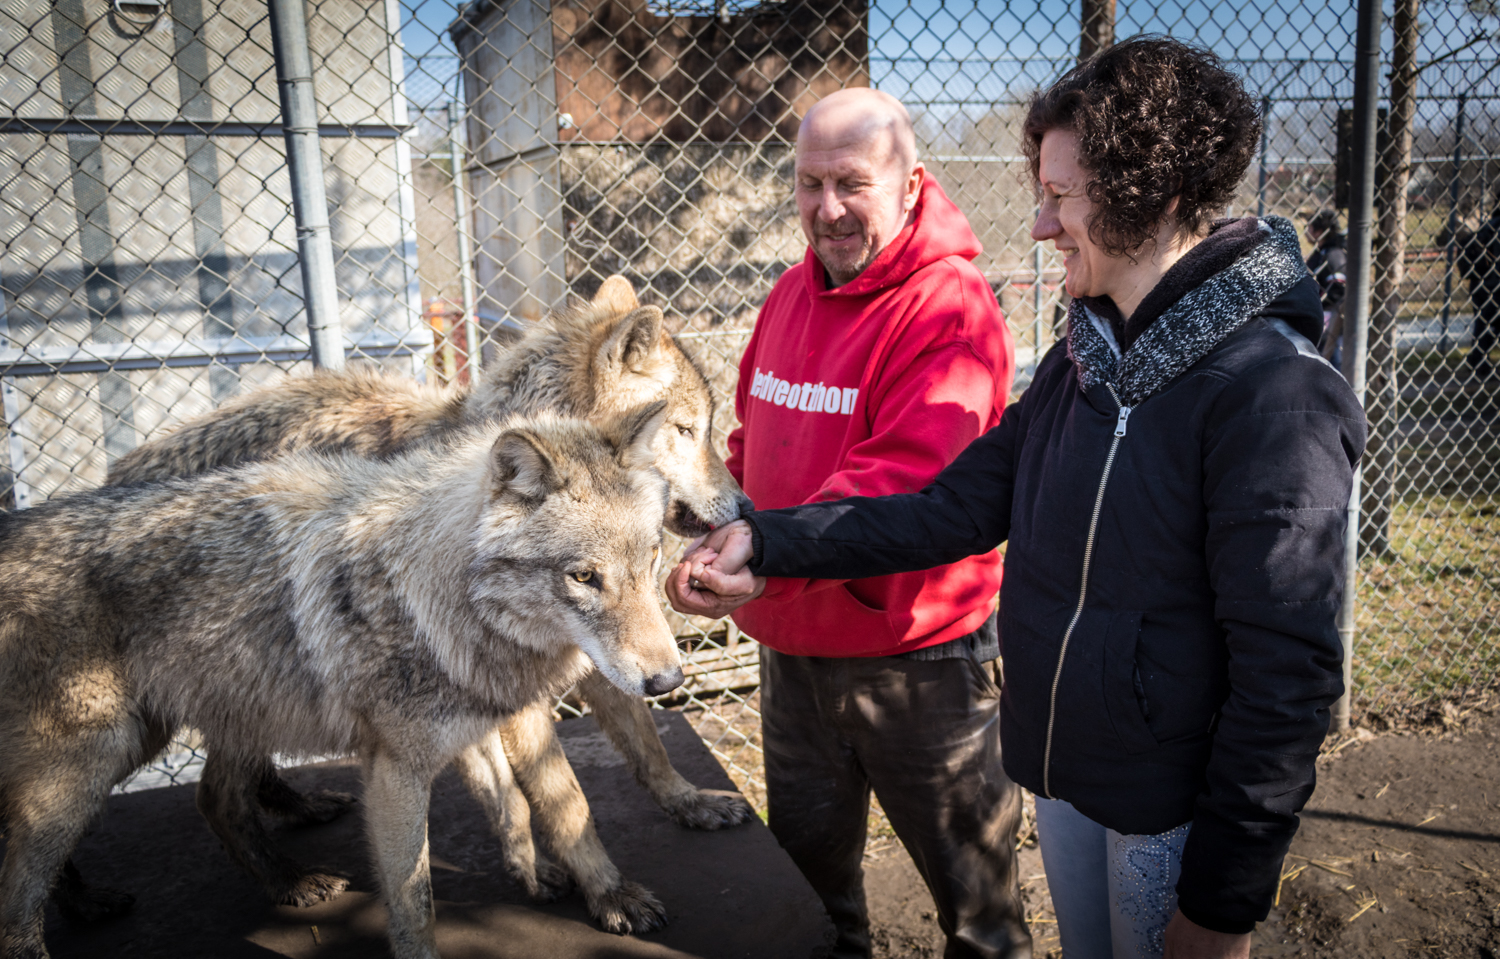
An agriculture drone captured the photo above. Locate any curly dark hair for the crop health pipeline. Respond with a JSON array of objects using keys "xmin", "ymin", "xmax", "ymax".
[{"xmin": 1023, "ymin": 36, "xmax": 1262, "ymax": 256}]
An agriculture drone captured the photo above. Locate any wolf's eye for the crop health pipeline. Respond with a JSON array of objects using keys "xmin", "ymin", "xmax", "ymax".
[
  {"xmin": 651, "ymin": 545, "xmax": 660, "ymax": 562},
  {"xmin": 676, "ymin": 424, "xmax": 694, "ymax": 438},
  {"xmin": 572, "ymin": 571, "xmax": 593, "ymax": 583}
]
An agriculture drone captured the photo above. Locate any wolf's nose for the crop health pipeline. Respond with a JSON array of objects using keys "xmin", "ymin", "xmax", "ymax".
[
  {"xmin": 643, "ymin": 665, "xmax": 684, "ymax": 696},
  {"xmin": 735, "ymin": 493, "xmax": 755, "ymax": 517}
]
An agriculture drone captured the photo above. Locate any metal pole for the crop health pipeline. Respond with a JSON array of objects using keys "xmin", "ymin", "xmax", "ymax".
[
  {"xmin": 1033, "ymin": 242, "xmax": 1045, "ymax": 365},
  {"xmin": 1258, "ymin": 95, "xmax": 1271, "ymax": 218},
  {"xmin": 0, "ymin": 300, "xmax": 30, "ymax": 510},
  {"xmin": 1334, "ymin": 0, "xmax": 1382, "ymax": 733},
  {"xmin": 1442, "ymin": 93, "xmax": 1466, "ymax": 354},
  {"xmin": 448, "ymin": 102, "xmax": 480, "ymax": 381},
  {"xmin": 268, "ymin": 0, "xmax": 344, "ymax": 370}
]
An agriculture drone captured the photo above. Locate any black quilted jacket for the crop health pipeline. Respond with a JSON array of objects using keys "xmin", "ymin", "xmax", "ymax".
[{"xmin": 742, "ymin": 217, "xmax": 1368, "ymax": 933}]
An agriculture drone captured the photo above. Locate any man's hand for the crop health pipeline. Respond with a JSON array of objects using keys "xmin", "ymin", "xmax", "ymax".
[
  {"xmin": 664, "ymin": 520, "xmax": 765, "ymax": 618},
  {"xmin": 1163, "ymin": 911, "xmax": 1251, "ymax": 959}
]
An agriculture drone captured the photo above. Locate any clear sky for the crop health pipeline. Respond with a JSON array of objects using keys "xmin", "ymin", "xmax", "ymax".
[{"xmin": 397, "ymin": 0, "xmax": 1499, "ymax": 114}]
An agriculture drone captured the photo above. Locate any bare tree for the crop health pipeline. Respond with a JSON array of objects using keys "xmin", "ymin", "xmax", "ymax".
[{"xmin": 1079, "ymin": 0, "xmax": 1115, "ymax": 61}]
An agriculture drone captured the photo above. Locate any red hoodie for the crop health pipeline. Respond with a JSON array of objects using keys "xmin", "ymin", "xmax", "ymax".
[{"xmin": 726, "ymin": 178, "xmax": 1014, "ymax": 657}]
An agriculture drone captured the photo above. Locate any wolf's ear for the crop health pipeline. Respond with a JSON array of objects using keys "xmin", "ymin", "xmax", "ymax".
[
  {"xmin": 607, "ymin": 399, "xmax": 668, "ymax": 472},
  {"xmin": 592, "ymin": 274, "xmax": 639, "ymax": 313},
  {"xmin": 595, "ymin": 306, "xmax": 664, "ymax": 375},
  {"xmin": 490, "ymin": 429, "xmax": 563, "ymax": 500}
]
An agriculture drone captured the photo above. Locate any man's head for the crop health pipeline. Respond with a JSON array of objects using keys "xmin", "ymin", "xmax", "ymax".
[
  {"xmin": 1307, "ymin": 210, "xmax": 1340, "ymax": 244},
  {"xmin": 795, "ymin": 88, "xmax": 924, "ymax": 287}
]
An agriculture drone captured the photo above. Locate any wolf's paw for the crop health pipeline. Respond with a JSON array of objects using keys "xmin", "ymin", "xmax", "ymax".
[
  {"xmin": 275, "ymin": 871, "xmax": 349, "ymax": 907},
  {"xmin": 515, "ymin": 855, "xmax": 574, "ymax": 902},
  {"xmin": 589, "ymin": 881, "xmax": 668, "ymax": 935},
  {"xmin": 54, "ymin": 875, "xmax": 136, "ymax": 924},
  {"xmin": 663, "ymin": 788, "xmax": 755, "ymax": 830}
]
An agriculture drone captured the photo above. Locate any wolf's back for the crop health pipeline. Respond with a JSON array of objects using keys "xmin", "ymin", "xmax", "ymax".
[{"xmin": 107, "ymin": 367, "xmax": 465, "ymax": 486}]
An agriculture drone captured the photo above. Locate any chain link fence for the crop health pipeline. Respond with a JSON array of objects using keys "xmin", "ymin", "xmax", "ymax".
[
  {"xmin": 1355, "ymin": 1, "xmax": 1500, "ymax": 729},
  {"xmin": 2, "ymin": 0, "xmax": 1497, "ymax": 798}
]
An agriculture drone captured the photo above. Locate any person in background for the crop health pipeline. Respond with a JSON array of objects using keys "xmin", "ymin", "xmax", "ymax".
[
  {"xmin": 665, "ymin": 87, "xmax": 1030, "ymax": 959},
  {"xmin": 1305, "ymin": 209, "xmax": 1347, "ymax": 368},
  {"xmin": 675, "ymin": 38, "xmax": 1365, "ymax": 959},
  {"xmin": 1458, "ymin": 201, "xmax": 1500, "ymax": 377}
]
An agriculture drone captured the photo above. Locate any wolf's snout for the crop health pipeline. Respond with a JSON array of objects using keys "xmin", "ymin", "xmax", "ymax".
[
  {"xmin": 733, "ymin": 492, "xmax": 755, "ymax": 519},
  {"xmin": 643, "ymin": 665, "xmax": 684, "ymax": 696}
]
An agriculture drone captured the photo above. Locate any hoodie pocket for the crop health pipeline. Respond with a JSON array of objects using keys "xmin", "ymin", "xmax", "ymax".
[{"xmin": 1103, "ymin": 610, "xmax": 1159, "ymax": 754}]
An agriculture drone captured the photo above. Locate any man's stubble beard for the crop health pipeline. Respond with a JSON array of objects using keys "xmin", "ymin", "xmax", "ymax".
[{"xmin": 816, "ymin": 228, "xmax": 878, "ymax": 288}]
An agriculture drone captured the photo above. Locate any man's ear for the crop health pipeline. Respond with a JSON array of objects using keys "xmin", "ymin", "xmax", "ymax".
[
  {"xmin": 606, "ymin": 399, "xmax": 668, "ymax": 472},
  {"xmin": 904, "ymin": 162, "xmax": 926, "ymax": 211},
  {"xmin": 595, "ymin": 306, "xmax": 664, "ymax": 375},
  {"xmin": 592, "ymin": 274, "xmax": 639, "ymax": 313},
  {"xmin": 490, "ymin": 428, "xmax": 563, "ymax": 500}
]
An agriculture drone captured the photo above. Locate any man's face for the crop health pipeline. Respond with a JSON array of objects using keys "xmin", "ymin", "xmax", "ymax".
[{"xmin": 795, "ymin": 135, "xmax": 922, "ymax": 287}]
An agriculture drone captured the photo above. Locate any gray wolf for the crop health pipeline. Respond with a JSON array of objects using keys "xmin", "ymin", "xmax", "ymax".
[
  {"xmin": 88, "ymin": 278, "xmax": 753, "ymax": 914},
  {"xmin": 1, "ymin": 405, "xmax": 680, "ymax": 959},
  {"xmin": 666, "ymin": 88, "xmax": 1030, "ymax": 956},
  {"xmin": 109, "ymin": 276, "xmax": 750, "ymax": 541}
]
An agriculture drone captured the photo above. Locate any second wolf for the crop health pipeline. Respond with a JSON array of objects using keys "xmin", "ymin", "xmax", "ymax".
[
  {"xmin": 92, "ymin": 278, "xmax": 754, "ymax": 911},
  {"xmin": 1, "ymin": 406, "xmax": 680, "ymax": 959}
]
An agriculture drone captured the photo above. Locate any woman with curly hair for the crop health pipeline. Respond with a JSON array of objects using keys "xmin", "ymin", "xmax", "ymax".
[{"xmin": 668, "ymin": 36, "xmax": 1366, "ymax": 959}]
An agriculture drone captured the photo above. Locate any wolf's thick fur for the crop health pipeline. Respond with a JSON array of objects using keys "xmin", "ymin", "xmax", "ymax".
[
  {"xmin": 109, "ymin": 277, "xmax": 749, "ymax": 539},
  {"xmin": 80, "ymin": 278, "xmax": 753, "ymax": 919},
  {"xmin": 0, "ymin": 408, "xmax": 679, "ymax": 959}
]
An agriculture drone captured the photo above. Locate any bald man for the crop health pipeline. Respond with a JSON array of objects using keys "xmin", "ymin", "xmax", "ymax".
[{"xmin": 667, "ymin": 89, "xmax": 1030, "ymax": 958}]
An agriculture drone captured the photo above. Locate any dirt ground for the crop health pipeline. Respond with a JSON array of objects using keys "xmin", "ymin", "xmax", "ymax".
[{"xmin": 863, "ymin": 708, "xmax": 1500, "ymax": 958}]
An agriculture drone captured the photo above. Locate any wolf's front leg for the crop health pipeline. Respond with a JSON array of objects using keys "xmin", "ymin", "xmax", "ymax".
[
  {"xmin": 500, "ymin": 700, "xmax": 668, "ymax": 935},
  {"xmin": 364, "ymin": 751, "xmax": 440, "ymax": 959},
  {"xmin": 194, "ymin": 753, "xmax": 348, "ymax": 907},
  {"xmin": 577, "ymin": 670, "xmax": 754, "ymax": 830},
  {"xmin": 454, "ymin": 729, "xmax": 572, "ymax": 900}
]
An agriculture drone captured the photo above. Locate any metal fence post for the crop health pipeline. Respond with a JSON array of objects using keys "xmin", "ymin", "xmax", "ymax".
[
  {"xmin": 1442, "ymin": 92, "xmax": 1466, "ymax": 352},
  {"xmin": 268, "ymin": 0, "xmax": 344, "ymax": 371},
  {"xmin": 1334, "ymin": 0, "xmax": 1382, "ymax": 732},
  {"xmin": 1032, "ymin": 241, "xmax": 1045, "ymax": 362},
  {"xmin": 448, "ymin": 102, "xmax": 480, "ymax": 379},
  {"xmin": 1257, "ymin": 95, "xmax": 1271, "ymax": 218},
  {"xmin": 0, "ymin": 299, "xmax": 29, "ymax": 510}
]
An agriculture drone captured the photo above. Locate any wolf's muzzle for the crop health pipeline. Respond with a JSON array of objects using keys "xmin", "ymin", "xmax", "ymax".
[{"xmin": 643, "ymin": 665, "xmax": 685, "ymax": 696}]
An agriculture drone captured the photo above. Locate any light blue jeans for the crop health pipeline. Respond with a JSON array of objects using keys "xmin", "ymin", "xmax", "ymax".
[{"xmin": 1033, "ymin": 798, "xmax": 1190, "ymax": 959}]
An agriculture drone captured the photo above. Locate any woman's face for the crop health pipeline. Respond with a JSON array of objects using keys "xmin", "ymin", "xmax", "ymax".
[{"xmin": 1031, "ymin": 127, "xmax": 1130, "ymax": 303}]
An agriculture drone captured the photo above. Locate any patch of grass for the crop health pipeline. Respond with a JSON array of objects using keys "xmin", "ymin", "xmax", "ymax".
[{"xmin": 1354, "ymin": 494, "xmax": 1500, "ymax": 712}]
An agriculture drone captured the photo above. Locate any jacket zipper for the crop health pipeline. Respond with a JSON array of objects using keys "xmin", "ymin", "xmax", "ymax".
[{"xmin": 1041, "ymin": 384, "xmax": 1131, "ymax": 798}]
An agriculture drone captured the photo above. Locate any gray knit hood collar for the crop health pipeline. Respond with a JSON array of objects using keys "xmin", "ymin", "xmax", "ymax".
[{"xmin": 1065, "ymin": 215, "xmax": 1308, "ymax": 407}]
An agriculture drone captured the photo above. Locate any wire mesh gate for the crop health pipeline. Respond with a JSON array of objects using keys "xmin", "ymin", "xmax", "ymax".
[{"xmin": 1, "ymin": 0, "xmax": 1498, "ymax": 797}]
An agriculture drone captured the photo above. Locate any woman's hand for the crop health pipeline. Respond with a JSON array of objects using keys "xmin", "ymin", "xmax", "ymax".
[
  {"xmin": 1162, "ymin": 911, "xmax": 1251, "ymax": 959},
  {"xmin": 664, "ymin": 520, "xmax": 765, "ymax": 618}
]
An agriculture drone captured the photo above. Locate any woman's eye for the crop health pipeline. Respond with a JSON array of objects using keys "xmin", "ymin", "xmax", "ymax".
[{"xmin": 572, "ymin": 571, "xmax": 593, "ymax": 583}]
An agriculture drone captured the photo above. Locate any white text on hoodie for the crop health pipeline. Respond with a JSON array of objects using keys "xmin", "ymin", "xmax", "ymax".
[{"xmin": 749, "ymin": 368, "xmax": 859, "ymax": 415}]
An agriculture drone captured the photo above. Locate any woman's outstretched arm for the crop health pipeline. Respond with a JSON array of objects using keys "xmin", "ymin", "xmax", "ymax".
[{"xmin": 668, "ymin": 400, "xmax": 1022, "ymax": 616}]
